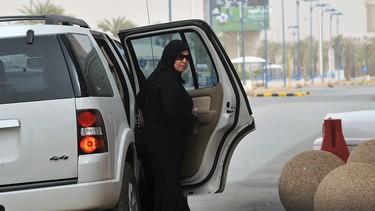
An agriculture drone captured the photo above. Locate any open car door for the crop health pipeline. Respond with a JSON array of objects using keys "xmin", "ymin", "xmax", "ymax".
[{"xmin": 118, "ymin": 19, "xmax": 255, "ymax": 195}]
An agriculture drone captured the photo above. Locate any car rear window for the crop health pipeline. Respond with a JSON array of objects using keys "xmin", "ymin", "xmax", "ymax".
[
  {"xmin": 68, "ymin": 33, "xmax": 113, "ymax": 97},
  {"xmin": 0, "ymin": 35, "xmax": 74, "ymax": 104}
]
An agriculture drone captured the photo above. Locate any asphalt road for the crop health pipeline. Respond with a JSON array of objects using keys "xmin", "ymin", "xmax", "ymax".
[{"xmin": 188, "ymin": 85, "xmax": 375, "ymax": 211}]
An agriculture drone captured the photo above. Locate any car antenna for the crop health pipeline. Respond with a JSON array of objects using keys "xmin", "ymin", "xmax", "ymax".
[
  {"xmin": 145, "ymin": 0, "xmax": 151, "ymax": 26},
  {"xmin": 145, "ymin": 0, "xmax": 157, "ymax": 68}
]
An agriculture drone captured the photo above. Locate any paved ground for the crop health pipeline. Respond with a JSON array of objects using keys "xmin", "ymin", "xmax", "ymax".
[{"xmin": 189, "ymin": 84, "xmax": 375, "ymax": 210}]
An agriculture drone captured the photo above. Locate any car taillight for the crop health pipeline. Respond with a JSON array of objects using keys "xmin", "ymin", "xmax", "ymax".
[{"xmin": 77, "ymin": 110, "xmax": 108, "ymax": 155}]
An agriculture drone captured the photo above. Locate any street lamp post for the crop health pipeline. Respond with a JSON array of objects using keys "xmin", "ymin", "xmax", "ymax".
[
  {"xmin": 310, "ymin": 2, "xmax": 314, "ymax": 83},
  {"xmin": 169, "ymin": 0, "xmax": 172, "ymax": 22},
  {"xmin": 288, "ymin": 25, "xmax": 298, "ymax": 78},
  {"xmin": 241, "ymin": 0, "xmax": 246, "ymax": 85},
  {"xmin": 325, "ymin": 7, "xmax": 336, "ymax": 79},
  {"xmin": 320, "ymin": 5, "xmax": 324, "ymax": 82},
  {"xmin": 296, "ymin": 0, "xmax": 301, "ymax": 80},
  {"xmin": 330, "ymin": 10, "xmax": 333, "ymax": 79},
  {"xmin": 332, "ymin": 11, "xmax": 343, "ymax": 80},
  {"xmin": 209, "ymin": 0, "xmax": 213, "ymax": 26},
  {"xmin": 304, "ymin": 0, "xmax": 318, "ymax": 84},
  {"xmin": 314, "ymin": 2, "xmax": 329, "ymax": 83},
  {"xmin": 264, "ymin": 0, "xmax": 269, "ymax": 88},
  {"xmin": 282, "ymin": 0, "xmax": 287, "ymax": 87}
]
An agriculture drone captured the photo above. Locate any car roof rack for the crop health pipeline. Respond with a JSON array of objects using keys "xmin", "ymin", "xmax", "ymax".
[{"xmin": 0, "ymin": 14, "xmax": 90, "ymax": 28}]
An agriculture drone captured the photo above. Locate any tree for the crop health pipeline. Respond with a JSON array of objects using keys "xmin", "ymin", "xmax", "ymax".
[
  {"xmin": 313, "ymin": 39, "xmax": 320, "ymax": 78},
  {"xmin": 357, "ymin": 36, "xmax": 375, "ymax": 77},
  {"xmin": 367, "ymin": 37, "xmax": 375, "ymax": 76},
  {"xmin": 341, "ymin": 37, "xmax": 358, "ymax": 80},
  {"xmin": 97, "ymin": 17, "xmax": 137, "ymax": 39},
  {"xmin": 256, "ymin": 40, "xmax": 281, "ymax": 64},
  {"xmin": 333, "ymin": 35, "xmax": 343, "ymax": 71},
  {"xmin": 18, "ymin": 0, "xmax": 65, "ymax": 15},
  {"xmin": 17, "ymin": 0, "xmax": 69, "ymax": 24}
]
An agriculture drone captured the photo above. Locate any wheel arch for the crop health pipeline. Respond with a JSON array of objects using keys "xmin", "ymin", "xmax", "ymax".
[
  {"xmin": 115, "ymin": 128, "xmax": 139, "ymax": 181},
  {"xmin": 125, "ymin": 141, "xmax": 139, "ymax": 181}
]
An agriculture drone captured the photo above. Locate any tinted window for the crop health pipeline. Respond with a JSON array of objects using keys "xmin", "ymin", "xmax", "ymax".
[
  {"xmin": 184, "ymin": 32, "xmax": 218, "ymax": 89},
  {"xmin": 129, "ymin": 32, "xmax": 218, "ymax": 90},
  {"xmin": 0, "ymin": 36, "xmax": 74, "ymax": 104},
  {"xmin": 68, "ymin": 34, "xmax": 113, "ymax": 97}
]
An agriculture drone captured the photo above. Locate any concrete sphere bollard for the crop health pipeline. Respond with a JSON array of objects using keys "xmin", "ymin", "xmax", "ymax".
[
  {"xmin": 278, "ymin": 150, "xmax": 345, "ymax": 211},
  {"xmin": 327, "ymin": 80, "xmax": 335, "ymax": 88},
  {"xmin": 347, "ymin": 139, "xmax": 375, "ymax": 165},
  {"xmin": 296, "ymin": 82, "xmax": 304, "ymax": 89},
  {"xmin": 314, "ymin": 163, "xmax": 375, "ymax": 211}
]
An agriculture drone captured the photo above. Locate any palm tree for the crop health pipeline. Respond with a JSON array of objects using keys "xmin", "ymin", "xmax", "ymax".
[
  {"xmin": 285, "ymin": 40, "xmax": 297, "ymax": 78},
  {"xmin": 333, "ymin": 35, "xmax": 343, "ymax": 72},
  {"xmin": 97, "ymin": 17, "xmax": 137, "ymax": 39},
  {"xmin": 17, "ymin": 0, "xmax": 69, "ymax": 24},
  {"xmin": 357, "ymin": 36, "xmax": 375, "ymax": 78},
  {"xmin": 341, "ymin": 37, "xmax": 359, "ymax": 80},
  {"xmin": 18, "ymin": 0, "xmax": 65, "ymax": 15},
  {"xmin": 299, "ymin": 38, "xmax": 310, "ymax": 79},
  {"xmin": 268, "ymin": 41, "xmax": 282, "ymax": 65},
  {"xmin": 367, "ymin": 37, "xmax": 375, "ymax": 76},
  {"xmin": 313, "ymin": 39, "xmax": 320, "ymax": 78}
]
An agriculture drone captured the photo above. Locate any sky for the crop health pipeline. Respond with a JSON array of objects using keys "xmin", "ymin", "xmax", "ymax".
[
  {"xmin": 268, "ymin": 0, "xmax": 368, "ymax": 42},
  {"xmin": 0, "ymin": 0, "xmax": 368, "ymax": 42}
]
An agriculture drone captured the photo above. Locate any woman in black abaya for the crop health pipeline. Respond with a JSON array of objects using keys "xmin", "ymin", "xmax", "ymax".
[{"xmin": 136, "ymin": 40, "xmax": 198, "ymax": 211}]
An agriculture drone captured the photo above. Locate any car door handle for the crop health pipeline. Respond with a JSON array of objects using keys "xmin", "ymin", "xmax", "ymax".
[{"xmin": 0, "ymin": 119, "xmax": 20, "ymax": 129}]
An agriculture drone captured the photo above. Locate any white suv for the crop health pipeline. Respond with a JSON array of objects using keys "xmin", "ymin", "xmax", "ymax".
[{"xmin": 0, "ymin": 15, "xmax": 255, "ymax": 211}]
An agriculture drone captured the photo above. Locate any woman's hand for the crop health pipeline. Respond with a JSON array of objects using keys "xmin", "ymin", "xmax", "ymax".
[{"xmin": 191, "ymin": 107, "xmax": 199, "ymax": 136}]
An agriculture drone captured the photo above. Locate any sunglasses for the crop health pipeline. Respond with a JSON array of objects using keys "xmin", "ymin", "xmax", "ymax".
[{"xmin": 176, "ymin": 54, "xmax": 191, "ymax": 61}]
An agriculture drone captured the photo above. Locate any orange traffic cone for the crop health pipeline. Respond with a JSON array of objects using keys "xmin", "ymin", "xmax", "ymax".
[{"xmin": 321, "ymin": 119, "xmax": 350, "ymax": 162}]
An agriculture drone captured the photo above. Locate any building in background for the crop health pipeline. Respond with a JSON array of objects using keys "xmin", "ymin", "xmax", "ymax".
[
  {"xmin": 366, "ymin": 0, "xmax": 375, "ymax": 32},
  {"xmin": 203, "ymin": 0, "xmax": 270, "ymax": 81}
]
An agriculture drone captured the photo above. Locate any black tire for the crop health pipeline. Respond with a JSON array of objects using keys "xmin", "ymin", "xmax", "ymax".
[{"xmin": 113, "ymin": 162, "xmax": 141, "ymax": 211}]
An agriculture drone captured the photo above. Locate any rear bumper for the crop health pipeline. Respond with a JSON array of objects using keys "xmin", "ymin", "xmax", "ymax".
[{"xmin": 0, "ymin": 179, "xmax": 121, "ymax": 211}]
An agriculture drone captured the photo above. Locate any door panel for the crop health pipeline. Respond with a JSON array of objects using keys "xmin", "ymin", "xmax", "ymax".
[
  {"xmin": 92, "ymin": 32, "xmax": 134, "ymax": 127},
  {"xmin": 119, "ymin": 19, "xmax": 254, "ymax": 194},
  {"xmin": 182, "ymin": 83, "xmax": 223, "ymax": 178}
]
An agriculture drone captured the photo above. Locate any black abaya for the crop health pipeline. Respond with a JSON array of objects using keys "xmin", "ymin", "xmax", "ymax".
[{"xmin": 136, "ymin": 40, "xmax": 196, "ymax": 211}]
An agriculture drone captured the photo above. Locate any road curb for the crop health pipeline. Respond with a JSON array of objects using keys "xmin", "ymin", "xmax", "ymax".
[
  {"xmin": 252, "ymin": 92, "xmax": 310, "ymax": 97},
  {"xmin": 335, "ymin": 81, "xmax": 375, "ymax": 86}
]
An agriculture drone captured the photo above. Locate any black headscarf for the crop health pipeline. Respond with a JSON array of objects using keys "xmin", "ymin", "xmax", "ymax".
[
  {"xmin": 155, "ymin": 40, "xmax": 190, "ymax": 72},
  {"xmin": 136, "ymin": 40, "xmax": 190, "ymax": 121}
]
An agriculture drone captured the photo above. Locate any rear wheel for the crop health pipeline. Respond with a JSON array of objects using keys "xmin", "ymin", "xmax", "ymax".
[{"xmin": 113, "ymin": 162, "xmax": 140, "ymax": 211}]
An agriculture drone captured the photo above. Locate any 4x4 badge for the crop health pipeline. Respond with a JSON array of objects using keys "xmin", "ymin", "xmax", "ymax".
[{"xmin": 50, "ymin": 155, "xmax": 69, "ymax": 161}]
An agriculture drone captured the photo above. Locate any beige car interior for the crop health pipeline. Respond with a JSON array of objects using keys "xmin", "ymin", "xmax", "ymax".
[{"xmin": 181, "ymin": 82, "xmax": 223, "ymax": 178}]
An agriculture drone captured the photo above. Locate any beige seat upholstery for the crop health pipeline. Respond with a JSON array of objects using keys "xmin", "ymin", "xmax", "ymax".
[{"xmin": 181, "ymin": 83, "xmax": 223, "ymax": 178}]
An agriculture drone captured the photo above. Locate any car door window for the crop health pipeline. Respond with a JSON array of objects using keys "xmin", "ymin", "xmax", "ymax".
[
  {"xmin": 128, "ymin": 32, "xmax": 218, "ymax": 91},
  {"xmin": 184, "ymin": 32, "xmax": 218, "ymax": 89}
]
